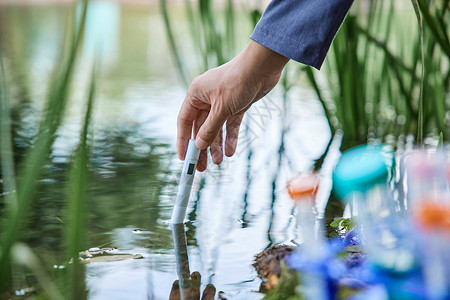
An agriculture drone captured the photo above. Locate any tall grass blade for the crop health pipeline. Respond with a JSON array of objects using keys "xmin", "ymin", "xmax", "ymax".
[
  {"xmin": 0, "ymin": 58, "xmax": 17, "ymax": 209},
  {"xmin": 416, "ymin": 0, "xmax": 450, "ymax": 58},
  {"xmin": 0, "ymin": 0, "xmax": 89, "ymax": 289},
  {"xmin": 438, "ymin": 132, "xmax": 444, "ymax": 147},
  {"xmin": 65, "ymin": 65, "xmax": 96, "ymax": 300},
  {"xmin": 411, "ymin": 0, "xmax": 425, "ymax": 145},
  {"xmin": 305, "ymin": 67, "xmax": 336, "ymax": 134},
  {"xmin": 160, "ymin": 0, "xmax": 188, "ymax": 86},
  {"xmin": 183, "ymin": 0, "xmax": 206, "ymax": 70},
  {"xmin": 199, "ymin": 0, "xmax": 224, "ymax": 65},
  {"xmin": 0, "ymin": 56, "xmax": 18, "ymax": 294},
  {"xmin": 225, "ymin": 0, "xmax": 235, "ymax": 53}
]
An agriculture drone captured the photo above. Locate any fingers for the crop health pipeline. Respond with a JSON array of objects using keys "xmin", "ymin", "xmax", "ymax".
[
  {"xmin": 194, "ymin": 110, "xmax": 223, "ymax": 166},
  {"xmin": 210, "ymin": 128, "xmax": 223, "ymax": 164},
  {"xmin": 169, "ymin": 280, "xmax": 180, "ymax": 300},
  {"xmin": 201, "ymin": 284, "xmax": 216, "ymax": 300},
  {"xmin": 191, "ymin": 272, "xmax": 201, "ymax": 300},
  {"xmin": 177, "ymin": 99, "xmax": 200, "ymax": 160},
  {"xmin": 225, "ymin": 113, "xmax": 244, "ymax": 157},
  {"xmin": 193, "ymin": 110, "xmax": 209, "ymax": 139},
  {"xmin": 197, "ymin": 149, "xmax": 207, "ymax": 172},
  {"xmin": 195, "ymin": 105, "xmax": 228, "ymax": 150}
]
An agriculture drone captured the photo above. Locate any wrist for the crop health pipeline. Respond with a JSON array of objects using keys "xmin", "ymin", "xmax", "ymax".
[{"xmin": 243, "ymin": 40, "xmax": 289, "ymax": 77}]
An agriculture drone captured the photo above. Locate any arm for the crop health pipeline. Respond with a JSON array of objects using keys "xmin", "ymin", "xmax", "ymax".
[{"xmin": 177, "ymin": 0, "xmax": 353, "ymax": 171}]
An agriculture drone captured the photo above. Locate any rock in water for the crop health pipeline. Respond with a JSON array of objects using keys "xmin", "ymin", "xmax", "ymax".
[{"xmin": 253, "ymin": 244, "xmax": 295, "ymax": 291}]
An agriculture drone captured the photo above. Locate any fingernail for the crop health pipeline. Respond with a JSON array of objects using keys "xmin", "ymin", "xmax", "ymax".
[{"xmin": 196, "ymin": 137, "xmax": 208, "ymax": 149}]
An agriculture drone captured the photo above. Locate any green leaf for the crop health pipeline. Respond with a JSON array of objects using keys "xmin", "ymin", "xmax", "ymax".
[{"xmin": 330, "ymin": 218, "xmax": 345, "ymax": 228}]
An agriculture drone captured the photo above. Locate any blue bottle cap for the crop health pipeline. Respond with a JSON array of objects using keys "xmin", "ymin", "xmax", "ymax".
[{"xmin": 333, "ymin": 145, "xmax": 389, "ymax": 201}]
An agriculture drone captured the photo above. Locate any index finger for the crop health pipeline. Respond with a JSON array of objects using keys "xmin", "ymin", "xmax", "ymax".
[{"xmin": 177, "ymin": 97, "xmax": 199, "ymax": 160}]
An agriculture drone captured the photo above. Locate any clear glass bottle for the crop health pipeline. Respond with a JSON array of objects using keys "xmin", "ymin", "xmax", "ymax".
[
  {"xmin": 406, "ymin": 149, "xmax": 450, "ymax": 299},
  {"xmin": 333, "ymin": 145, "xmax": 417, "ymax": 279},
  {"xmin": 288, "ymin": 172, "xmax": 329, "ymax": 300}
]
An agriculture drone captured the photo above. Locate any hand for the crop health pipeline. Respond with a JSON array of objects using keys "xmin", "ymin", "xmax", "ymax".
[
  {"xmin": 169, "ymin": 271, "xmax": 216, "ymax": 300},
  {"xmin": 177, "ymin": 40, "xmax": 289, "ymax": 171}
]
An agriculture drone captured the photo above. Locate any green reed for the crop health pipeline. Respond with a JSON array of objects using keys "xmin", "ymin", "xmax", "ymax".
[
  {"xmin": 160, "ymin": 0, "xmax": 188, "ymax": 86},
  {"xmin": 64, "ymin": 65, "xmax": 96, "ymax": 300},
  {"xmin": 0, "ymin": 0, "xmax": 95, "ymax": 297},
  {"xmin": 307, "ymin": 0, "xmax": 449, "ymax": 155},
  {"xmin": 160, "ymin": 0, "xmax": 245, "ymax": 82}
]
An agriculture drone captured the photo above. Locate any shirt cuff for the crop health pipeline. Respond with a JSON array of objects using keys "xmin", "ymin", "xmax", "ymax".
[{"xmin": 250, "ymin": 0, "xmax": 354, "ymax": 69}]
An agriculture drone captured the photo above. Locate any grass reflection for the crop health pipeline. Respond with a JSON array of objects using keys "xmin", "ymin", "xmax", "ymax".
[{"xmin": 88, "ymin": 127, "xmax": 174, "ymax": 249}]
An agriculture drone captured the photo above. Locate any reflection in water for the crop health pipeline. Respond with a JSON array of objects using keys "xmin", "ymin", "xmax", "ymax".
[
  {"xmin": 240, "ymin": 118, "xmax": 254, "ymax": 229},
  {"xmin": 170, "ymin": 224, "xmax": 215, "ymax": 300},
  {"xmin": 185, "ymin": 177, "xmax": 205, "ymax": 247}
]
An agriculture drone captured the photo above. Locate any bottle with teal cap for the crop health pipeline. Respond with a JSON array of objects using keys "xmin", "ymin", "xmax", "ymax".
[{"xmin": 333, "ymin": 145, "xmax": 419, "ymax": 296}]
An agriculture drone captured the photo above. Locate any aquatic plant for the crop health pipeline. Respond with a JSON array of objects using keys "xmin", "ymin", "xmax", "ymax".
[
  {"xmin": 64, "ymin": 66, "xmax": 96, "ymax": 300},
  {"xmin": 307, "ymin": 0, "xmax": 449, "ymax": 152},
  {"xmin": 0, "ymin": 0, "xmax": 96, "ymax": 297},
  {"xmin": 160, "ymin": 0, "xmax": 254, "ymax": 82}
]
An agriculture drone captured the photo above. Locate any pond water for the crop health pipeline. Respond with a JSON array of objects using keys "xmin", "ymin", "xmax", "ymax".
[{"xmin": 0, "ymin": 2, "xmax": 335, "ymax": 299}]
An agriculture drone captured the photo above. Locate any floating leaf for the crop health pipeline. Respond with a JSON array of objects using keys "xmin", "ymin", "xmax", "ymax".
[
  {"xmin": 79, "ymin": 247, "xmax": 143, "ymax": 264},
  {"xmin": 82, "ymin": 254, "xmax": 143, "ymax": 264}
]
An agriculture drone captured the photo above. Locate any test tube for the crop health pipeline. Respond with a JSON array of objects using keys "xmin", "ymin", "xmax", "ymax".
[{"xmin": 171, "ymin": 139, "xmax": 201, "ymax": 224}]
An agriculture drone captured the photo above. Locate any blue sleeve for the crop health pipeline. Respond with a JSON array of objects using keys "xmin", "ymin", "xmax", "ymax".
[{"xmin": 250, "ymin": 0, "xmax": 354, "ymax": 69}]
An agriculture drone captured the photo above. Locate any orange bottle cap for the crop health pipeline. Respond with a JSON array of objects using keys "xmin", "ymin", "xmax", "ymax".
[
  {"xmin": 416, "ymin": 201, "xmax": 450, "ymax": 232},
  {"xmin": 287, "ymin": 173, "xmax": 319, "ymax": 201}
]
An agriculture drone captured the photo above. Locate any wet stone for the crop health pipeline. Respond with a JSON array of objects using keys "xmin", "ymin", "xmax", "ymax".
[{"xmin": 253, "ymin": 244, "xmax": 296, "ymax": 291}]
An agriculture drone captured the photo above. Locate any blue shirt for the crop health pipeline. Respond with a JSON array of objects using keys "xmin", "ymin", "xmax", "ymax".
[{"xmin": 250, "ymin": 0, "xmax": 354, "ymax": 69}]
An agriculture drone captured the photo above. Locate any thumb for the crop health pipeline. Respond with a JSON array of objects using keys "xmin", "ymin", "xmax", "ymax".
[{"xmin": 195, "ymin": 109, "xmax": 228, "ymax": 149}]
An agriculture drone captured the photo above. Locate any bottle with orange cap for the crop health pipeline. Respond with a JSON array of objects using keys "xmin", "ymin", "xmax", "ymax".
[
  {"xmin": 414, "ymin": 200, "xmax": 450, "ymax": 300},
  {"xmin": 287, "ymin": 172, "xmax": 329, "ymax": 300},
  {"xmin": 405, "ymin": 149, "xmax": 450, "ymax": 299},
  {"xmin": 288, "ymin": 173, "xmax": 322, "ymax": 246}
]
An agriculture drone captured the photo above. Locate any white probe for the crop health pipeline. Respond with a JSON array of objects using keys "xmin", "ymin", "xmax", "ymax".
[{"xmin": 171, "ymin": 139, "xmax": 201, "ymax": 224}]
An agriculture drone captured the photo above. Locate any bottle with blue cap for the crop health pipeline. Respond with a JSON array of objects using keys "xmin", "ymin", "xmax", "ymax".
[{"xmin": 333, "ymin": 145, "xmax": 418, "ymax": 279}]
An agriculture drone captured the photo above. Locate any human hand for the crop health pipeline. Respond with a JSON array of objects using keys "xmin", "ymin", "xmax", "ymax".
[
  {"xmin": 169, "ymin": 271, "xmax": 216, "ymax": 300},
  {"xmin": 177, "ymin": 40, "xmax": 289, "ymax": 171}
]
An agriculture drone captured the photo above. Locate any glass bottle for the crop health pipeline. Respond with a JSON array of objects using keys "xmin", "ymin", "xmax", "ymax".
[
  {"xmin": 333, "ymin": 145, "xmax": 418, "ymax": 293},
  {"xmin": 406, "ymin": 149, "xmax": 450, "ymax": 300},
  {"xmin": 288, "ymin": 172, "xmax": 329, "ymax": 300}
]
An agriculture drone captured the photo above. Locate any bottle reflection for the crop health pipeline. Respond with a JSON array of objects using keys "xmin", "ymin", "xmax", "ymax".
[{"xmin": 170, "ymin": 224, "xmax": 215, "ymax": 300}]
